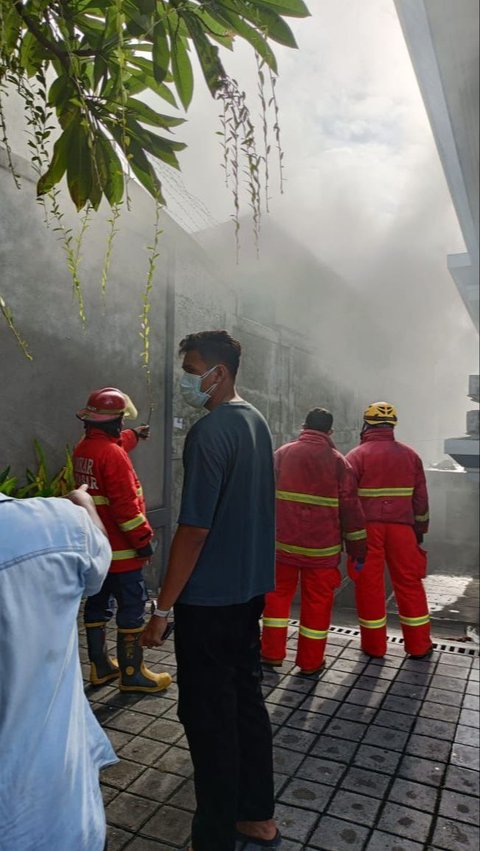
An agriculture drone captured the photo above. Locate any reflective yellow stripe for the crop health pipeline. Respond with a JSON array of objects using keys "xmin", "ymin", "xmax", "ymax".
[
  {"xmin": 117, "ymin": 626, "xmax": 144, "ymax": 634},
  {"xmin": 299, "ymin": 625, "xmax": 328, "ymax": 640},
  {"xmin": 275, "ymin": 541, "xmax": 342, "ymax": 558},
  {"xmin": 359, "ymin": 616, "xmax": 387, "ymax": 629},
  {"xmin": 344, "ymin": 529, "xmax": 367, "ymax": 541},
  {"xmin": 119, "ymin": 513, "xmax": 146, "ymax": 532},
  {"xmin": 358, "ymin": 487, "xmax": 414, "ymax": 497},
  {"xmin": 276, "ymin": 490, "xmax": 339, "ymax": 507},
  {"xmin": 92, "ymin": 495, "xmax": 110, "ymax": 505},
  {"xmin": 136, "ymin": 486, "xmax": 143, "ymax": 497},
  {"xmin": 87, "ymin": 407, "xmax": 125, "ymax": 415},
  {"xmin": 85, "ymin": 621, "xmax": 107, "ymax": 628},
  {"xmin": 263, "ymin": 617, "xmax": 289, "ymax": 628},
  {"xmin": 111, "ymin": 549, "xmax": 137, "ymax": 560},
  {"xmin": 415, "ymin": 512, "xmax": 430, "ymax": 522},
  {"xmin": 399, "ymin": 614, "xmax": 431, "ymax": 626}
]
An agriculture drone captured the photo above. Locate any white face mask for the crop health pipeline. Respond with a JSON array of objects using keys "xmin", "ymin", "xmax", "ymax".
[{"xmin": 179, "ymin": 366, "xmax": 219, "ymax": 409}]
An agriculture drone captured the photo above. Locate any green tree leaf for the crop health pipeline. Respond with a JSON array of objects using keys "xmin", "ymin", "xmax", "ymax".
[
  {"xmin": 1, "ymin": 5, "xmax": 21, "ymax": 53},
  {"xmin": 126, "ymin": 116, "xmax": 186, "ymax": 169},
  {"xmin": 66, "ymin": 120, "xmax": 93, "ymax": 210},
  {"xmin": 19, "ymin": 30, "xmax": 46, "ymax": 77},
  {"xmin": 1, "ymin": 0, "xmax": 311, "ymax": 209},
  {"xmin": 128, "ymin": 138, "xmax": 165, "ymax": 202},
  {"xmin": 205, "ymin": 5, "xmax": 278, "ymax": 71},
  {"xmin": 126, "ymin": 97, "xmax": 184, "ymax": 129},
  {"xmin": 168, "ymin": 27, "xmax": 194, "ymax": 110},
  {"xmin": 152, "ymin": 17, "xmax": 169, "ymax": 84},
  {"xmin": 37, "ymin": 122, "xmax": 74, "ymax": 196},
  {"xmin": 97, "ymin": 134, "xmax": 124, "ymax": 206},
  {"xmin": 255, "ymin": 0, "xmax": 310, "ymax": 16},
  {"xmin": 180, "ymin": 10, "xmax": 225, "ymax": 95},
  {"xmin": 227, "ymin": 2, "xmax": 299, "ymax": 48}
]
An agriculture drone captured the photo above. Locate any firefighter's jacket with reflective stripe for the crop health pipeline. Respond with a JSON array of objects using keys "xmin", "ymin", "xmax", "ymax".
[
  {"xmin": 275, "ymin": 430, "xmax": 367, "ymax": 569},
  {"xmin": 346, "ymin": 427, "xmax": 429, "ymax": 535},
  {"xmin": 73, "ymin": 428, "xmax": 153, "ymax": 573}
]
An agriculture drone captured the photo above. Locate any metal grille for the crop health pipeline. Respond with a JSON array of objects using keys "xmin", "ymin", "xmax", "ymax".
[{"xmin": 288, "ymin": 620, "xmax": 478, "ymax": 656}]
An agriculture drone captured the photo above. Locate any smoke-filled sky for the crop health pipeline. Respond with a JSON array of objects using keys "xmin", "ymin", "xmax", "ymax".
[
  {"xmin": 174, "ymin": 0, "xmax": 465, "ymax": 271},
  {"xmin": 162, "ymin": 0, "xmax": 478, "ymax": 461}
]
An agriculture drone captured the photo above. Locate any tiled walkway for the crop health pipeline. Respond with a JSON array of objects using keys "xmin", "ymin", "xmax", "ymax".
[{"xmin": 81, "ymin": 625, "xmax": 480, "ymax": 851}]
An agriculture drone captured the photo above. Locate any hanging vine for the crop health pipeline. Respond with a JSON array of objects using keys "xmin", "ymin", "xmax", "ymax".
[
  {"xmin": 216, "ymin": 60, "xmax": 285, "ymax": 261},
  {"xmin": 218, "ymin": 95, "xmax": 230, "ymax": 189},
  {"xmin": 101, "ymin": 203, "xmax": 121, "ymax": 296},
  {"xmin": 139, "ymin": 193, "xmax": 163, "ymax": 421},
  {"xmin": 0, "ymin": 296, "xmax": 32, "ymax": 361},
  {"xmin": 269, "ymin": 66, "xmax": 285, "ymax": 195},
  {"xmin": 0, "ymin": 85, "xmax": 21, "ymax": 188},
  {"xmin": 17, "ymin": 70, "xmax": 53, "ymax": 225},
  {"xmin": 256, "ymin": 53, "xmax": 270, "ymax": 214}
]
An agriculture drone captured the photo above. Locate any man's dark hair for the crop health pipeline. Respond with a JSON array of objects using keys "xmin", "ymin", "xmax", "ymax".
[
  {"xmin": 85, "ymin": 417, "xmax": 123, "ymax": 437},
  {"xmin": 304, "ymin": 408, "xmax": 333, "ymax": 433},
  {"xmin": 179, "ymin": 330, "xmax": 242, "ymax": 377}
]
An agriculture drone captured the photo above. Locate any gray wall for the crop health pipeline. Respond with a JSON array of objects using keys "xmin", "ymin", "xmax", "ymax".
[
  {"xmin": 1, "ymin": 148, "xmax": 172, "ymax": 499},
  {"xmin": 425, "ymin": 469, "xmax": 479, "ymax": 575}
]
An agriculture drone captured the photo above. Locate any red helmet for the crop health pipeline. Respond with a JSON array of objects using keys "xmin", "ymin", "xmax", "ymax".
[{"xmin": 76, "ymin": 387, "xmax": 130, "ymax": 422}]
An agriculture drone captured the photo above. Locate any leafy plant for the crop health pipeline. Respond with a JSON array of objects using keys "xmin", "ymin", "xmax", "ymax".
[
  {"xmin": 0, "ymin": 465, "xmax": 18, "ymax": 495},
  {"xmin": 8, "ymin": 440, "xmax": 76, "ymax": 498},
  {"xmin": 0, "ymin": 1, "xmax": 310, "ymax": 394},
  {"xmin": 0, "ymin": 1, "xmax": 310, "ymax": 212}
]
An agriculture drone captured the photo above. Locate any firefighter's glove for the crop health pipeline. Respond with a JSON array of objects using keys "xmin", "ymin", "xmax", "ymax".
[
  {"xmin": 348, "ymin": 558, "xmax": 365, "ymax": 582},
  {"xmin": 134, "ymin": 425, "xmax": 150, "ymax": 440},
  {"xmin": 415, "ymin": 531, "xmax": 424, "ymax": 545},
  {"xmin": 136, "ymin": 539, "xmax": 157, "ymax": 558}
]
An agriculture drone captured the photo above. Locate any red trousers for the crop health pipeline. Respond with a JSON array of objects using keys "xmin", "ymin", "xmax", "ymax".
[
  {"xmin": 349, "ymin": 522, "xmax": 431, "ymax": 657},
  {"xmin": 261, "ymin": 560, "xmax": 341, "ymax": 672}
]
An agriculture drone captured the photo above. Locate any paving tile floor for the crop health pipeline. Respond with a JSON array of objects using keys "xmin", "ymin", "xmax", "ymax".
[
  {"xmin": 80, "ymin": 624, "xmax": 480, "ymax": 851},
  {"xmin": 327, "ymin": 574, "xmax": 479, "ymax": 642}
]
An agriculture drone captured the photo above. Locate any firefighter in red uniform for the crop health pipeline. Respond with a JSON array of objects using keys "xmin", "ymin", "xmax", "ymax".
[
  {"xmin": 261, "ymin": 408, "xmax": 367, "ymax": 674},
  {"xmin": 346, "ymin": 401, "xmax": 433, "ymax": 660},
  {"xmin": 74, "ymin": 387, "xmax": 172, "ymax": 693}
]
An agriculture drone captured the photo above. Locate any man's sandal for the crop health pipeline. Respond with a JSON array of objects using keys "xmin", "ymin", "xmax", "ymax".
[{"xmin": 235, "ymin": 827, "xmax": 281, "ymax": 847}]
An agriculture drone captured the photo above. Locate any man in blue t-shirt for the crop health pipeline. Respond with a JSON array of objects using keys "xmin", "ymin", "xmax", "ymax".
[{"xmin": 142, "ymin": 330, "xmax": 279, "ymax": 851}]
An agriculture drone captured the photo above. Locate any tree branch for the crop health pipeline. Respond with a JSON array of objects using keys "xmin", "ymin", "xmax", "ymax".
[
  {"xmin": 12, "ymin": 2, "xmax": 101, "ymax": 62},
  {"xmin": 13, "ymin": 1, "xmax": 71, "ymax": 72}
]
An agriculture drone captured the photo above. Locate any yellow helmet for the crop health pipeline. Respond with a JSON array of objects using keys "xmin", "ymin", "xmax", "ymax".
[{"xmin": 363, "ymin": 401, "xmax": 398, "ymax": 426}]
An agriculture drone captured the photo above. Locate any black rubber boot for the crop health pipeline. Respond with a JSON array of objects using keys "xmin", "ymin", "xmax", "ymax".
[
  {"xmin": 85, "ymin": 623, "xmax": 119, "ymax": 686},
  {"xmin": 117, "ymin": 628, "xmax": 172, "ymax": 693}
]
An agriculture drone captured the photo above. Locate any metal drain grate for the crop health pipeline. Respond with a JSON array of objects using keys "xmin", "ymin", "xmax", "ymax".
[
  {"xmin": 288, "ymin": 621, "xmax": 478, "ymax": 656},
  {"xmin": 329, "ymin": 625, "xmax": 360, "ymax": 638},
  {"xmin": 430, "ymin": 641, "xmax": 477, "ymax": 656}
]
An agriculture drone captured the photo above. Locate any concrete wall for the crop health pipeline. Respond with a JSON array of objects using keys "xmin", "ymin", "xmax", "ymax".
[
  {"xmin": 1, "ymin": 149, "xmax": 168, "ymax": 500},
  {"xmin": 425, "ymin": 469, "xmax": 479, "ymax": 575},
  {"xmin": 395, "ymin": 0, "xmax": 479, "ymax": 331}
]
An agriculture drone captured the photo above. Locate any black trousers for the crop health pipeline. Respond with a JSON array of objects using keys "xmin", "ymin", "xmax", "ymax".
[{"xmin": 174, "ymin": 595, "xmax": 275, "ymax": 851}]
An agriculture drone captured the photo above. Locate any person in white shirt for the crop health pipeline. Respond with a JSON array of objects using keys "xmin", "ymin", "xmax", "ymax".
[{"xmin": 0, "ymin": 485, "xmax": 117, "ymax": 851}]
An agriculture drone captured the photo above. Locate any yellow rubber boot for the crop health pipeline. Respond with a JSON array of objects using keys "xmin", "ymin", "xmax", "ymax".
[
  {"xmin": 85, "ymin": 623, "xmax": 119, "ymax": 686},
  {"xmin": 117, "ymin": 628, "xmax": 172, "ymax": 694}
]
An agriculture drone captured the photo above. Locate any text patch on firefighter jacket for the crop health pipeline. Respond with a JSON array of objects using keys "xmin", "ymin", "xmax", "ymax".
[
  {"xmin": 274, "ymin": 429, "xmax": 367, "ymax": 569},
  {"xmin": 74, "ymin": 428, "xmax": 153, "ymax": 573},
  {"xmin": 346, "ymin": 427, "xmax": 429, "ymax": 536}
]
